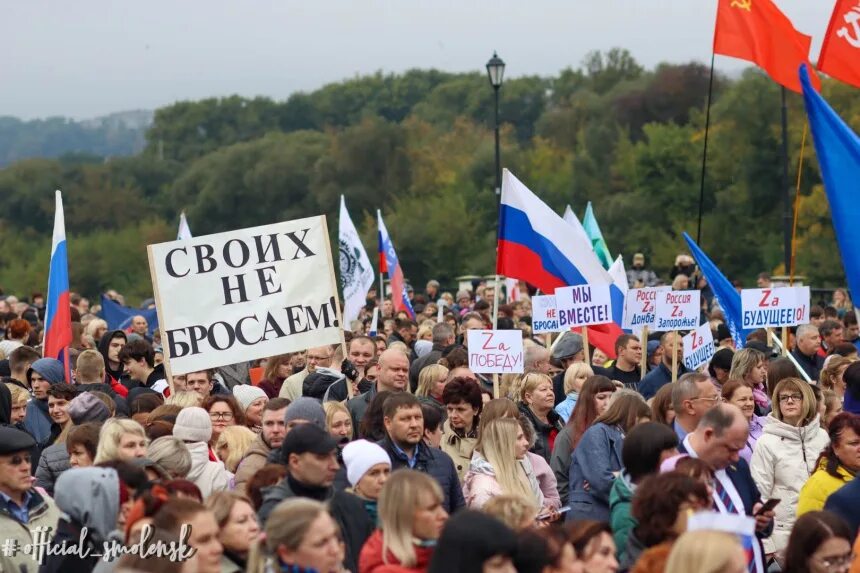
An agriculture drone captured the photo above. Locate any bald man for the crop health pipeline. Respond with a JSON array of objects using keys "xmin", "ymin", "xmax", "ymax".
[{"xmin": 347, "ymin": 348, "xmax": 410, "ymax": 430}]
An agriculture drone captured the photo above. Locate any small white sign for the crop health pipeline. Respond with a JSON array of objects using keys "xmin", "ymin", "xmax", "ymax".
[
  {"xmin": 741, "ymin": 287, "xmax": 802, "ymax": 329},
  {"xmin": 623, "ymin": 286, "xmax": 671, "ymax": 330},
  {"xmin": 655, "ymin": 290, "xmax": 701, "ymax": 330},
  {"xmin": 532, "ymin": 295, "xmax": 560, "ymax": 334},
  {"xmin": 683, "ymin": 323, "xmax": 715, "ymax": 371},
  {"xmin": 467, "ymin": 330, "xmax": 524, "ymax": 374},
  {"xmin": 555, "ymin": 284, "xmax": 613, "ymax": 329}
]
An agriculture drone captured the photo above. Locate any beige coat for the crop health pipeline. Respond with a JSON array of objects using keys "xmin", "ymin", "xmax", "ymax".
[
  {"xmin": 278, "ymin": 369, "xmax": 309, "ymax": 401},
  {"xmin": 441, "ymin": 419, "xmax": 477, "ymax": 482},
  {"xmin": 0, "ymin": 490, "xmax": 61, "ymax": 573},
  {"xmin": 233, "ymin": 433, "xmax": 272, "ymax": 493}
]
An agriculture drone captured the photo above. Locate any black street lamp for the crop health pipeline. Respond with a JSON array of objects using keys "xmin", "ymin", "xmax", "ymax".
[{"xmin": 486, "ymin": 51, "xmax": 505, "ymax": 197}]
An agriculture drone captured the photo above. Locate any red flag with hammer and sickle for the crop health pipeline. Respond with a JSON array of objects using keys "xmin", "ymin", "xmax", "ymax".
[
  {"xmin": 713, "ymin": 0, "xmax": 821, "ymax": 93},
  {"xmin": 819, "ymin": 0, "xmax": 860, "ymax": 89}
]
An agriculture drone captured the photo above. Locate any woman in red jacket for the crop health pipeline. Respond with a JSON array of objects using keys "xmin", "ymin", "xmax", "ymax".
[{"xmin": 359, "ymin": 470, "xmax": 448, "ymax": 573}]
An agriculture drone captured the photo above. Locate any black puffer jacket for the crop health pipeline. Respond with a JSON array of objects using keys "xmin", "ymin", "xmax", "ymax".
[{"xmin": 518, "ymin": 403, "xmax": 564, "ymax": 463}]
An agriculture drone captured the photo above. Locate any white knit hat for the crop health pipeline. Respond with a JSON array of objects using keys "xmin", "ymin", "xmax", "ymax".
[
  {"xmin": 342, "ymin": 439, "xmax": 391, "ymax": 487},
  {"xmin": 173, "ymin": 407, "xmax": 212, "ymax": 443},
  {"xmin": 232, "ymin": 384, "xmax": 268, "ymax": 413}
]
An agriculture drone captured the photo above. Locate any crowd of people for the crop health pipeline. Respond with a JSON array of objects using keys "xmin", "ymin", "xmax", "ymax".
[{"xmin": 0, "ymin": 275, "xmax": 858, "ymax": 573}]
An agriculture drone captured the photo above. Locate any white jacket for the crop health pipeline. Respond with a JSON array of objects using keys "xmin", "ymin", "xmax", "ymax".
[
  {"xmin": 185, "ymin": 441, "xmax": 234, "ymax": 497},
  {"xmin": 750, "ymin": 414, "xmax": 829, "ymax": 554}
]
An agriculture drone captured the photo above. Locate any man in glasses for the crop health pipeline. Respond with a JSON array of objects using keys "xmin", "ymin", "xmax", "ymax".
[
  {"xmin": 0, "ymin": 426, "xmax": 61, "ymax": 573},
  {"xmin": 672, "ymin": 372, "xmax": 722, "ymax": 441}
]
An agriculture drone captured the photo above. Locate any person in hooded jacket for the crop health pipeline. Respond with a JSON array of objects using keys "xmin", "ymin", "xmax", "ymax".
[
  {"xmin": 35, "ymin": 392, "xmax": 111, "ymax": 495},
  {"xmin": 172, "ymin": 407, "xmax": 233, "ymax": 497},
  {"xmin": 73, "ymin": 349, "xmax": 130, "ymax": 417},
  {"xmin": 750, "ymin": 378, "xmax": 829, "ymax": 555},
  {"xmin": 39, "ymin": 466, "xmax": 125, "ymax": 573},
  {"xmin": 97, "ymin": 329, "xmax": 130, "ymax": 396},
  {"xmin": 23, "ymin": 357, "xmax": 65, "ymax": 446}
]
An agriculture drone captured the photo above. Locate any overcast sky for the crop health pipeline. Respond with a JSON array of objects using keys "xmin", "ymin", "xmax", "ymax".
[{"xmin": 1, "ymin": 0, "xmax": 833, "ymax": 120}]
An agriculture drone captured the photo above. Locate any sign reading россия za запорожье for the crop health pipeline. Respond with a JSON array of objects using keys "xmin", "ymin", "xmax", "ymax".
[
  {"xmin": 148, "ymin": 216, "xmax": 342, "ymax": 375},
  {"xmin": 654, "ymin": 290, "xmax": 701, "ymax": 330}
]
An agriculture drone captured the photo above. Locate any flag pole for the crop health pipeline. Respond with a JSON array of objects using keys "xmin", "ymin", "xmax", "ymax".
[
  {"xmin": 789, "ymin": 124, "xmax": 809, "ymax": 284},
  {"xmin": 780, "ymin": 87, "xmax": 792, "ymax": 274},
  {"xmin": 696, "ymin": 52, "xmax": 716, "ymax": 246}
]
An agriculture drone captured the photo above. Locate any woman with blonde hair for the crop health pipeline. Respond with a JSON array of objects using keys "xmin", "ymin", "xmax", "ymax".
[
  {"xmin": 5, "ymin": 383, "xmax": 28, "ymax": 424},
  {"xmin": 215, "ymin": 425, "xmax": 257, "ymax": 473},
  {"xmin": 359, "ymin": 469, "xmax": 447, "ymax": 573},
  {"xmin": 555, "ymin": 362, "xmax": 594, "ymax": 423},
  {"xmin": 165, "ymin": 390, "xmax": 202, "ymax": 408},
  {"xmin": 84, "ymin": 318, "xmax": 108, "ymax": 344},
  {"xmin": 204, "ymin": 491, "xmax": 260, "ymax": 573},
  {"xmin": 463, "ymin": 417, "xmax": 543, "ymax": 510},
  {"xmin": 750, "ymin": 377, "xmax": 829, "ymax": 555},
  {"xmin": 729, "ymin": 347, "xmax": 770, "ymax": 415},
  {"xmin": 820, "ymin": 354, "xmax": 854, "ymax": 399},
  {"xmin": 664, "ymin": 530, "xmax": 746, "ymax": 573},
  {"xmin": 831, "ymin": 288, "xmax": 852, "ymax": 318},
  {"xmin": 248, "ymin": 498, "xmax": 344, "ymax": 573},
  {"xmin": 147, "ymin": 436, "xmax": 192, "ymax": 479},
  {"xmin": 94, "ymin": 418, "xmax": 148, "ymax": 464},
  {"xmin": 517, "ymin": 372, "xmax": 563, "ymax": 462},
  {"xmin": 324, "ymin": 401, "xmax": 354, "ymax": 444},
  {"xmin": 415, "ymin": 364, "xmax": 449, "ymax": 409}
]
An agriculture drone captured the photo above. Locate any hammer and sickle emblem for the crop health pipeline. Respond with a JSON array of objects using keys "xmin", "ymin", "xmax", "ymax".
[
  {"xmin": 836, "ymin": 7, "xmax": 860, "ymax": 49},
  {"xmin": 730, "ymin": 0, "xmax": 752, "ymax": 11}
]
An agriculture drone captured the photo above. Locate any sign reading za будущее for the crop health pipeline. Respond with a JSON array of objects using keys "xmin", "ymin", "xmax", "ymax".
[
  {"xmin": 683, "ymin": 323, "xmax": 715, "ymax": 371},
  {"xmin": 148, "ymin": 215, "xmax": 342, "ymax": 375},
  {"xmin": 740, "ymin": 287, "xmax": 810, "ymax": 329},
  {"xmin": 468, "ymin": 330, "xmax": 524, "ymax": 374}
]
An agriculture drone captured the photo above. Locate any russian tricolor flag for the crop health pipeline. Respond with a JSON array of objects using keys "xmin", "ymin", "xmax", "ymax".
[
  {"xmin": 377, "ymin": 210, "xmax": 415, "ymax": 319},
  {"xmin": 497, "ymin": 170, "xmax": 624, "ymax": 357},
  {"xmin": 44, "ymin": 191, "xmax": 72, "ymax": 379}
]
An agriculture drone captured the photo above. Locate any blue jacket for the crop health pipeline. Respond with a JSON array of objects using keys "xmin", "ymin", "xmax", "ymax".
[
  {"xmin": 824, "ymin": 476, "xmax": 860, "ymax": 537},
  {"xmin": 567, "ymin": 423, "xmax": 624, "ymax": 522},
  {"xmin": 24, "ymin": 400, "xmax": 52, "ymax": 446},
  {"xmin": 378, "ymin": 436, "xmax": 465, "ymax": 513},
  {"xmin": 639, "ymin": 362, "xmax": 689, "ymax": 399}
]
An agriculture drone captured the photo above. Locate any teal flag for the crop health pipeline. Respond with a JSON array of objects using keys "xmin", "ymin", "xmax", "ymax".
[{"xmin": 583, "ymin": 202, "xmax": 612, "ymax": 269}]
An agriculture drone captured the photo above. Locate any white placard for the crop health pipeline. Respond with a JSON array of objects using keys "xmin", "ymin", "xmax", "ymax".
[
  {"xmin": 623, "ymin": 286, "xmax": 671, "ymax": 330},
  {"xmin": 532, "ymin": 295, "xmax": 560, "ymax": 334},
  {"xmin": 655, "ymin": 290, "xmax": 701, "ymax": 330},
  {"xmin": 555, "ymin": 284, "xmax": 613, "ymax": 329},
  {"xmin": 683, "ymin": 323, "xmax": 715, "ymax": 371},
  {"xmin": 741, "ymin": 287, "xmax": 802, "ymax": 329},
  {"xmin": 148, "ymin": 215, "xmax": 342, "ymax": 375},
  {"xmin": 467, "ymin": 330, "xmax": 524, "ymax": 374}
]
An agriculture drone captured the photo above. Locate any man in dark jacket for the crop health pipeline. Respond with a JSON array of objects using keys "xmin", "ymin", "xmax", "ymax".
[
  {"xmin": 378, "ymin": 392, "xmax": 464, "ymax": 513},
  {"xmin": 387, "ymin": 318, "xmax": 417, "ymax": 348},
  {"xmin": 98, "ymin": 329, "xmax": 130, "ymax": 392},
  {"xmin": 118, "ymin": 338, "xmax": 168, "ymax": 396},
  {"xmin": 23, "ymin": 358, "xmax": 65, "ymax": 446},
  {"xmin": 347, "ymin": 348, "xmax": 409, "ymax": 429},
  {"xmin": 639, "ymin": 332, "xmax": 689, "ymax": 399},
  {"xmin": 409, "ymin": 323, "xmax": 455, "ymax": 391},
  {"xmin": 257, "ymin": 424, "xmax": 373, "ymax": 573},
  {"xmin": 74, "ymin": 349, "xmax": 129, "ymax": 416},
  {"xmin": 791, "ymin": 324, "xmax": 824, "ymax": 381},
  {"xmin": 679, "ymin": 405, "xmax": 774, "ymax": 573}
]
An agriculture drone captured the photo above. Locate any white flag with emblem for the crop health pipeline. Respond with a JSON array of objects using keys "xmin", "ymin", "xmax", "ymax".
[{"xmin": 339, "ymin": 196, "xmax": 374, "ymax": 326}]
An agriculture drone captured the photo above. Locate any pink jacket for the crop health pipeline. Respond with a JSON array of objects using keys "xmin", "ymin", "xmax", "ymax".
[{"xmin": 462, "ymin": 452, "xmax": 560, "ymax": 510}]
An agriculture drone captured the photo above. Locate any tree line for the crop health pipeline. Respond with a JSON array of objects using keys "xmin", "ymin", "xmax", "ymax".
[{"xmin": 0, "ymin": 48, "xmax": 856, "ymax": 304}]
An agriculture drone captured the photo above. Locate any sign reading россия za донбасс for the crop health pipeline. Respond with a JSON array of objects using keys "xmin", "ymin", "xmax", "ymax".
[{"xmin": 148, "ymin": 216, "xmax": 342, "ymax": 375}]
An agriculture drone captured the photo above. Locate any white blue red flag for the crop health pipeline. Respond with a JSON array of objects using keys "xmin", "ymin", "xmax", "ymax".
[
  {"xmin": 377, "ymin": 210, "xmax": 415, "ymax": 319},
  {"xmin": 497, "ymin": 169, "xmax": 623, "ymax": 357},
  {"xmin": 44, "ymin": 191, "xmax": 72, "ymax": 380}
]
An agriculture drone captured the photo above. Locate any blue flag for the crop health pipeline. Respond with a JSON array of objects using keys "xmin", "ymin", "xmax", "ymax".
[
  {"xmin": 683, "ymin": 232, "xmax": 750, "ymax": 349},
  {"xmin": 800, "ymin": 64, "xmax": 860, "ymax": 309},
  {"xmin": 98, "ymin": 295, "xmax": 159, "ymax": 335}
]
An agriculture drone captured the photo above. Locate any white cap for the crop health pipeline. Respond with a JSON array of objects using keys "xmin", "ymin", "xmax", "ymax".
[{"xmin": 342, "ymin": 439, "xmax": 391, "ymax": 487}]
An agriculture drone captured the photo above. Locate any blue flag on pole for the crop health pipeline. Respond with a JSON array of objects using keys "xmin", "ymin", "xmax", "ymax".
[
  {"xmin": 800, "ymin": 64, "xmax": 860, "ymax": 310},
  {"xmin": 683, "ymin": 232, "xmax": 751, "ymax": 349},
  {"xmin": 98, "ymin": 295, "xmax": 159, "ymax": 335}
]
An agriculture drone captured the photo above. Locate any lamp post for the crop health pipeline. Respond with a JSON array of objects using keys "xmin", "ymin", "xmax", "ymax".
[{"xmin": 486, "ymin": 51, "xmax": 505, "ymax": 198}]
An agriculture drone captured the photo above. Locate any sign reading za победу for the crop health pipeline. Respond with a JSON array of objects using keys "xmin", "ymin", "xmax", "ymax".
[{"xmin": 148, "ymin": 216, "xmax": 342, "ymax": 375}]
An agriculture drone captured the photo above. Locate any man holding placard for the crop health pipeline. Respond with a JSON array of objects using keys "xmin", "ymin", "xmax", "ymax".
[{"xmin": 639, "ymin": 331, "xmax": 688, "ymax": 399}]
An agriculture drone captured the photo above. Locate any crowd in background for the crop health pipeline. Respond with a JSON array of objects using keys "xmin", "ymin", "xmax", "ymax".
[{"xmin": 0, "ymin": 264, "xmax": 857, "ymax": 573}]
